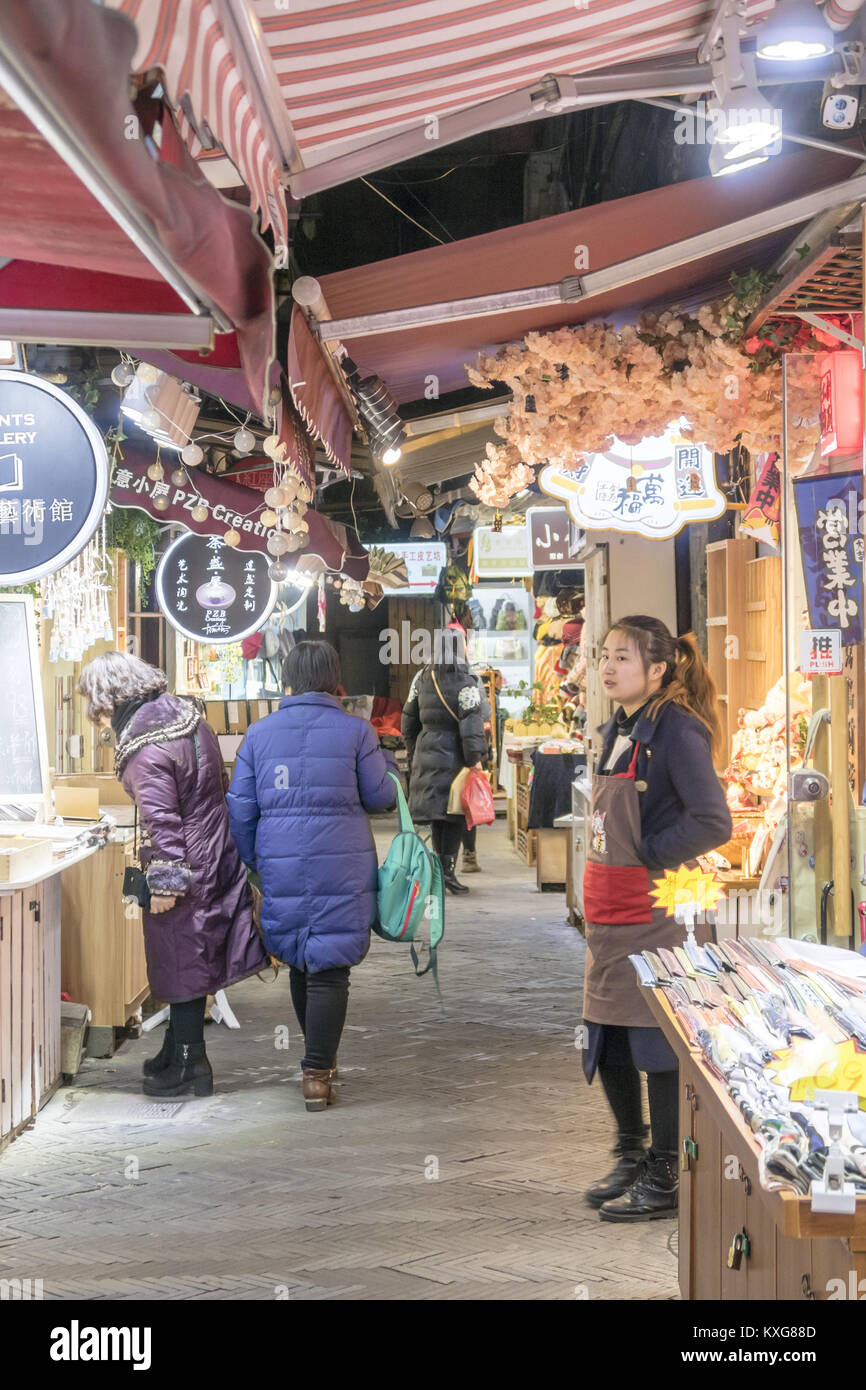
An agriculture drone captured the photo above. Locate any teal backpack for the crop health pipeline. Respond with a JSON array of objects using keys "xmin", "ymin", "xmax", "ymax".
[{"xmin": 375, "ymin": 772, "xmax": 445, "ymax": 988}]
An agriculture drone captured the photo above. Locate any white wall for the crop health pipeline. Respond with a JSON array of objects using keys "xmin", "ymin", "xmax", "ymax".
[{"xmin": 590, "ymin": 531, "xmax": 678, "ymax": 632}]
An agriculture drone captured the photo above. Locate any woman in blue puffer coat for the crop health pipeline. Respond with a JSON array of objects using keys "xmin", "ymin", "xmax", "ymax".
[{"xmin": 227, "ymin": 641, "xmax": 396, "ymax": 1111}]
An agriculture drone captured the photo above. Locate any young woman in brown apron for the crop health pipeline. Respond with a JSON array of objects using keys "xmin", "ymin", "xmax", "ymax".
[{"xmin": 581, "ymin": 616, "xmax": 731, "ymax": 1222}]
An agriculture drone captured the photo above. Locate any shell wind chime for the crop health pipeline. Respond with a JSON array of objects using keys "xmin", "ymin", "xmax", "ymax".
[
  {"xmin": 41, "ymin": 517, "xmax": 114, "ymax": 663},
  {"xmin": 258, "ymin": 425, "xmax": 313, "ymax": 584}
]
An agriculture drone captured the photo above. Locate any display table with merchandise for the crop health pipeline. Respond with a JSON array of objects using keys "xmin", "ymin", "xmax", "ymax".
[{"xmin": 637, "ymin": 939, "xmax": 866, "ymax": 1301}]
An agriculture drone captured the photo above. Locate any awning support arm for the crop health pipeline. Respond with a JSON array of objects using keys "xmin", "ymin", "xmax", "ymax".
[
  {"xmin": 795, "ymin": 311, "xmax": 866, "ymax": 358},
  {"xmin": 319, "ymin": 176, "xmax": 866, "ymax": 340}
]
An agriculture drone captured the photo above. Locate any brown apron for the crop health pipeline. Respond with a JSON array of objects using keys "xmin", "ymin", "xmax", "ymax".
[{"xmin": 582, "ymin": 741, "xmax": 697, "ymax": 1029}]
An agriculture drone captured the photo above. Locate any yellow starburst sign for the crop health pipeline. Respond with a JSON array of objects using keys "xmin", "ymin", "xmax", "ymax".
[{"xmin": 650, "ymin": 865, "xmax": 725, "ymax": 915}]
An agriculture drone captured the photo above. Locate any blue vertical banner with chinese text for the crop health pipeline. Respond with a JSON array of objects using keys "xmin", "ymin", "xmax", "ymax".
[{"xmin": 793, "ymin": 471, "xmax": 864, "ymax": 645}]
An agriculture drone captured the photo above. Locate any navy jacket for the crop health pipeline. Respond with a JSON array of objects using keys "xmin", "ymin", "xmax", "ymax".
[
  {"xmin": 226, "ymin": 693, "xmax": 396, "ymax": 971},
  {"xmin": 598, "ymin": 701, "xmax": 732, "ymax": 871}
]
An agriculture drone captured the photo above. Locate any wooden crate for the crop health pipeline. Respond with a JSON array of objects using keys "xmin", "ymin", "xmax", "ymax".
[
  {"xmin": 745, "ymin": 554, "xmax": 782, "ymax": 710},
  {"xmin": 0, "ymin": 838, "xmax": 54, "ymax": 884},
  {"xmin": 0, "ymin": 877, "xmax": 61, "ymax": 1154},
  {"xmin": 516, "ymin": 828, "xmax": 537, "ymax": 866},
  {"xmin": 516, "ymin": 782, "xmax": 531, "ymax": 818}
]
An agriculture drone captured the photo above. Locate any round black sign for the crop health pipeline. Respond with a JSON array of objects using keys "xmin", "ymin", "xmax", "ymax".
[
  {"xmin": 155, "ymin": 532, "xmax": 277, "ymax": 644},
  {"xmin": 0, "ymin": 371, "xmax": 109, "ymax": 584}
]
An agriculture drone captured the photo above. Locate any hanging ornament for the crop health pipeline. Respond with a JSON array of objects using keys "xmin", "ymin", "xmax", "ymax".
[
  {"xmin": 224, "ymin": 528, "xmax": 241, "ymax": 547},
  {"xmin": 492, "ymin": 510, "xmax": 503, "ymax": 532},
  {"xmin": 233, "ymin": 426, "xmax": 255, "ymax": 454},
  {"xmin": 260, "ymin": 508, "xmax": 277, "ymax": 528},
  {"xmin": 296, "ymin": 483, "xmax": 312, "ymax": 504},
  {"xmin": 153, "ymin": 494, "xmax": 170, "ymax": 511},
  {"xmin": 41, "ymin": 534, "xmax": 114, "ymax": 663},
  {"xmin": 147, "ymin": 460, "xmax": 164, "ymax": 482},
  {"xmin": 171, "ymin": 467, "xmax": 186, "ymax": 487},
  {"xmin": 181, "ymin": 442, "xmax": 204, "ymax": 467},
  {"xmin": 264, "ymin": 486, "xmax": 283, "ymax": 509},
  {"xmin": 262, "ymin": 434, "xmax": 281, "ymax": 458},
  {"xmin": 267, "ymin": 533, "xmax": 290, "ymax": 557},
  {"xmin": 190, "ymin": 502, "xmax": 209, "ymax": 523},
  {"xmin": 111, "ymin": 362, "xmax": 134, "ymax": 389},
  {"xmin": 142, "ymin": 407, "xmax": 161, "ymax": 431},
  {"xmin": 136, "ymin": 362, "xmax": 161, "ymax": 385},
  {"xmin": 268, "ymin": 560, "xmax": 289, "ymax": 583}
]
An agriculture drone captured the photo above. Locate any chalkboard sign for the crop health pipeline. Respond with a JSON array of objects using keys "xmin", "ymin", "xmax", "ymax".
[{"xmin": 0, "ymin": 596, "xmax": 51, "ymax": 820}]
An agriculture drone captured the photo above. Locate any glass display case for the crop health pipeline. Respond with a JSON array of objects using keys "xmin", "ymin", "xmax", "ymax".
[{"xmin": 466, "ymin": 584, "xmax": 533, "ymax": 718}]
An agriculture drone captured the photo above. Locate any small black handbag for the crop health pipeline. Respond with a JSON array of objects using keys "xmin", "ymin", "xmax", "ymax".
[{"xmin": 122, "ymin": 807, "xmax": 151, "ymax": 910}]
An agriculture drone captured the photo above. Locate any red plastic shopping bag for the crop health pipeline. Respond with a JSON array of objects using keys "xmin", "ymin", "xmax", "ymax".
[{"xmin": 461, "ymin": 767, "xmax": 495, "ymax": 829}]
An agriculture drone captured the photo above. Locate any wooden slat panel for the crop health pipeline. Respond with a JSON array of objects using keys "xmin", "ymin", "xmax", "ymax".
[
  {"xmin": 42, "ymin": 876, "xmax": 61, "ymax": 1089},
  {"xmin": 21, "ymin": 891, "xmax": 34, "ymax": 1121},
  {"xmin": 9, "ymin": 892, "xmax": 23, "ymax": 1128}
]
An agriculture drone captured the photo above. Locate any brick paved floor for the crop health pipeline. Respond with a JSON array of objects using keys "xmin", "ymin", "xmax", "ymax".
[{"xmin": 0, "ymin": 818, "xmax": 679, "ymax": 1301}]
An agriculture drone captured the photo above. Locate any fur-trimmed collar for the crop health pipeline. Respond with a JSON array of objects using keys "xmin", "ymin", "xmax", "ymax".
[{"xmin": 115, "ymin": 693, "xmax": 203, "ymax": 776}]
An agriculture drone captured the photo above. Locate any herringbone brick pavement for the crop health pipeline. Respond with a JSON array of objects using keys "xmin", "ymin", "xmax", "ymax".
[{"xmin": 0, "ymin": 818, "xmax": 679, "ymax": 1301}]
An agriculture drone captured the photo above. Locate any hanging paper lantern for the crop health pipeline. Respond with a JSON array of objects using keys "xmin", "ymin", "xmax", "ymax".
[
  {"xmin": 268, "ymin": 560, "xmax": 289, "ymax": 583},
  {"xmin": 224, "ymin": 528, "xmax": 241, "ymax": 547},
  {"xmin": 191, "ymin": 502, "xmax": 209, "ymax": 522},
  {"xmin": 262, "ymin": 434, "xmax": 281, "ymax": 458},
  {"xmin": 111, "ymin": 363, "xmax": 134, "ymax": 389},
  {"xmin": 233, "ymin": 426, "xmax": 255, "ymax": 454},
  {"xmin": 171, "ymin": 467, "xmax": 186, "ymax": 487},
  {"xmin": 267, "ymin": 533, "xmax": 290, "ymax": 557},
  {"xmin": 136, "ymin": 362, "xmax": 161, "ymax": 385},
  {"xmin": 819, "ymin": 352, "xmax": 862, "ymax": 457},
  {"xmin": 260, "ymin": 508, "xmax": 277, "ymax": 528},
  {"xmin": 152, "ymin": 494, "xmax": 170, "ymax": 511},
  {"xmin": 147, "ymin": 460, "xmax": 164, "ymax": 481},
  {"xmin": 264, "ymin": 486, "xmax": 283, "ymax": 508}
]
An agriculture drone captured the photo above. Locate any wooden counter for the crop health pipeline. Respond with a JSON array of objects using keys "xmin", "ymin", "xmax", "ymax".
[
  {"xmin": 644, "ymin": 984, "xmax": 866, "ymax": 1301},
  {"xmin": 0, "ymin": 841, "xmax": 100, "ymax": 1155}
]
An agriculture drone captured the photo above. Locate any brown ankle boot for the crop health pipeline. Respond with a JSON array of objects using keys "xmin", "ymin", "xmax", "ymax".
[{"xmin": 302, "ymin": 1067, "xmax": 335, "ymax": 1111}]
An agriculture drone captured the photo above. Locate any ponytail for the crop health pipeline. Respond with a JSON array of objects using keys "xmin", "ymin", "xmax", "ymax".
[{"xmin": 607, "ymin": 615, "xmax": 724, "ymax": 761}]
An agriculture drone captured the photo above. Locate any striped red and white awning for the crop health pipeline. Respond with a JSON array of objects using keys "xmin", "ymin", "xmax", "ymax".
[
  {"xmin": 105, "ymin": 0, "xmax": 290, "ymax": 254},
  {"xmin": 255, "ymin": 0, "xmax": 774, "ymax": 165}
]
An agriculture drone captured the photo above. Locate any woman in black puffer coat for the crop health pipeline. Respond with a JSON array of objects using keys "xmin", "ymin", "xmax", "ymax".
[{"xmin": 401, "ymin": 631, "xmax": 488, "ymax": 895}]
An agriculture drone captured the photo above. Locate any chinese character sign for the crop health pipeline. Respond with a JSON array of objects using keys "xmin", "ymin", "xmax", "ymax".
[
  {"xmin": 740, "ymin": 451, "xmax": 782, "ymax": 548},
  {"xmin": 0, "ymin": 372, "xmax": 109, "ymax": 584},
  {"xmin": 537, "ymin": 423, "xmax": 726, "ymax": 539},
  {"xmin": 793, "ymin": 472, "xmax": 864, "ymax": 646},
  {"xmin": 155, "ymin": 533, "xmax": 277, "ymax": 644},
  {"xmin": 526, "ymin": 506, "xmax": 581, "ymax": 569},
  {"xmin": 800, "ymin": 629, "xmax": 843, "ymax": 676}
]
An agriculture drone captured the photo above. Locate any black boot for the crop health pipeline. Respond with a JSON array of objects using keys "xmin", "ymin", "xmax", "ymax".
[
  {"xmin": 441, "ymin": 854, "xmax": 469, "ymax": 895},
  {"xmin": 142, "ymin": 1026, "xmax": 174, "ymax": 1077},
  {"xmin": 598, "ymin": 1149, "xmax": 678, "ymax": 1222},
  {"xmin": 585, "ymin": 1138, "xmax": 647, "ymax": 1209},
  {"xmin": 141, "ymin": 1042, "xmax": 213, "ymax": 1098}
]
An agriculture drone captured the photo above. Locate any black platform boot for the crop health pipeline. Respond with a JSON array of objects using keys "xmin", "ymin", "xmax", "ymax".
[
  {"xmin": 142, "ymin": 1042, "xmax": 213, "ymax": 1098},
  {"xmin": 585, "ymin": 1138, "xmax": 647, "ymax": 1209},
  {"xmin": 142, "ymin": 1026, "xmax": 174, "ymax": 1077},
  {"xmin": 441, "ymin": 854, "xmax": 469, "ymax": 895},
  {"xmin": 598, "ymin": 1150, "xmax": 678, "ymax": 1222}
]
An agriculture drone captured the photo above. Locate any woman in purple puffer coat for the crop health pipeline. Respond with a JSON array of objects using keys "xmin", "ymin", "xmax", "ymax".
[{"xmin": 78, "ymin": 651, "xmax": 268, "ymax": 1098}]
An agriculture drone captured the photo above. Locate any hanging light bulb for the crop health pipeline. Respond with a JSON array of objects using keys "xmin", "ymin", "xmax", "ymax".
[
  {"xmin": 111, "ymin": 362, "xmax": 134, "ymax": 389},
  {"xmin": 285, "ymin": 534, "xmax": 302, "ymax": 552},
  {"xmin": 142, "ymin": 407, "xmax": 161, "ymax": 431},
  {"xmin": 181, "ymin": 442, "xmax": 204, "ymax": 467},
  {"xmin": 147, "ymin": 461, "xmax": 164, "ymax": 481},
  {"xmin": 268, "ymin": 560, "xmax": 289, "ymax": 583},
  {"xmin": 171, "ymin": 467, "xmax": 186, "ymax": 487},
  {"xmin": 296, "ymin": 483, "xmax": 312, "ymax": 504},
  {"xmin": 233, "ymin": 426, "xmax": 255, "ymax": 454},
  {"xmin": 267, "ymin": 533, "xmax": 290, "ymax": 557},
  {"xmin": 136, "ymin": 362, "xmax": 161, "ymax": 385},
  {"xmin": 191, "ymin": 502, "xmax": 209, "ymax": 523},
  {"xmin": 224, "ymin": 528, "xmax": 241, "ymax": 547},
  {"xmin": 262, "ymin": 434, "xmax": 281, "ymax": 458},
  {"xmin": 260, "ymin": 508, "xmax": 277, "ymax": 528},
  {"xmin": 153, "ymin": 494, "xmax": 170, "ymax": 511},
  {"xmin": 264, "ymin": 486, "xmax": 283, "ymax": 509}
]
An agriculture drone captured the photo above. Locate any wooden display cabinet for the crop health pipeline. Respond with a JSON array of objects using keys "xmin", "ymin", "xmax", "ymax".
[
  {"xmin": 60, "ymin": 834, "xmax": 149, "ymax": 1056},
  {"xmin": 0, "ymin": 876, "xmax": 62, "ymax": 1153},
  {"xmin": 646, "ymin": 987, "xmax": 866, "ymax": 1301}
]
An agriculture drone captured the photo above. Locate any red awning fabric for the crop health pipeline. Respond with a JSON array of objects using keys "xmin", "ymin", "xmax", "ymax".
[
  {"xmin": 0, "ymin": 0, "xmax": 276, "ymax": 417},
  {"xmin": 317, "ymin": 145, "xmax": 860, "ymax": 403},
  {"xmin": 256, "ymin": 0, "xmax": 772, "ymax": 166},
  {"xmin": 288, "ymin": 306, "xmax": 353, "ymax": 475}
]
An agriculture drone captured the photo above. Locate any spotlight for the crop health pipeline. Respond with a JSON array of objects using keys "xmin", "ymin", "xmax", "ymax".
[
  {"xmin": 756, "ymin": 0, "xmax": 834, "ymax": 62},
  {"xmin": 382, "ymin": 446, "xmax": 402, "ymax": 465},
  {"xmin": 709, "ymin": 142, "xmax": 770, "ymax": 176},
  {"xmin": 409, "ymin": 515, "xmax": 436, "ymax": 539}
]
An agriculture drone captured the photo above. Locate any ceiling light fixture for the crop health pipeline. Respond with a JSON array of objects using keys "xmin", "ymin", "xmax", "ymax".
[
  {"xmin": 756, "ymin": 0, "xmax": 834, "ymax": 61},
  {"xmin": 709, "ymin": 142, "xmax": 770, "ymax": 176}
]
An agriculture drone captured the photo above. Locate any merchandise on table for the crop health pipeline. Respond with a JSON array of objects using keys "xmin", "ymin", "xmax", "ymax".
[{"xmin": 631, "ymin": 937, "xmax": 866, "ymax": 1195}]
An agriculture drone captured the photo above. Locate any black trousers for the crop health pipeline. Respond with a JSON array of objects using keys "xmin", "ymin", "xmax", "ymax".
[
  {"xmin": 461, "ymin": 824, "xmax": 477, "ymax": 852},
  {"xmin": 431, "ymin": 818, "xmax": 463, "ymax": 858},
  {"xmin": 596, "ymin": 1025, "xmax": 678, "ymax": 1160},
  {"xmin": 289, "ymin": 965, "xmax": 350, "ymax": 1071}
]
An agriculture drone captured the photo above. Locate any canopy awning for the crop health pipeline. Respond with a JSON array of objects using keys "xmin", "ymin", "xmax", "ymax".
[
  {"xmin": 255, "ymin": 0, "xmax": 774, "ymax": 191},
  {"xmin": 316, "ymin": 145, "xmax": 861, "ymax": 404},
  {"xmin": 0, "ymin": 0, "xmax": 276, "ymax": 416}
]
